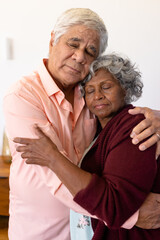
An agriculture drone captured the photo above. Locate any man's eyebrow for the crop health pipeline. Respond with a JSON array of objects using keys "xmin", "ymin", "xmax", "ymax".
[{"xmin": 68, "ymin": 37, "xmax": 81, "ymax": 42}]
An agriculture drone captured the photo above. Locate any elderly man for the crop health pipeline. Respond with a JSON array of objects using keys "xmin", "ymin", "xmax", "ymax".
[{"xmin": 3, "ymin": 8, "xmax": 160, "ymax": 240}]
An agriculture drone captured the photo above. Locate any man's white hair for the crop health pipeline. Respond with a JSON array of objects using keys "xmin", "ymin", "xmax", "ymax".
[{"xmin": 52, "ymin": 8, "xmax": 108, "ymax": 56}]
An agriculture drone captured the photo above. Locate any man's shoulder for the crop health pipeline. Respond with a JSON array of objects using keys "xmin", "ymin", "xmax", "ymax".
[{"xmin": 4, "ymin": 70, "xmax": 42, "ymax": 98}]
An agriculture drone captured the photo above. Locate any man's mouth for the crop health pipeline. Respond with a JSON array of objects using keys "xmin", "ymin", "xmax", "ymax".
[{"xmin": 66, "ymin": 65, "xmax": 81, "ymax": 73}]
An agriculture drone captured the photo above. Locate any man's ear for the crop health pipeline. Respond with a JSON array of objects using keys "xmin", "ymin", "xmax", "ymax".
[{"xmin": 50, "ymin": 32, "xmax": 55, "ymax": 47}]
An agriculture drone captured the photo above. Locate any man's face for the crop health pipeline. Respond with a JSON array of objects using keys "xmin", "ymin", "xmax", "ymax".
[{"xmin": 47, "ymin": 25, "xmax": 100, "ymax": 90}]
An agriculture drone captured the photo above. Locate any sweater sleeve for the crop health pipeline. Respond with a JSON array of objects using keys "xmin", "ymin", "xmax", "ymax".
[{"xmin": 74, "ymin": 126, "xmax": 157, "ymax": 229}]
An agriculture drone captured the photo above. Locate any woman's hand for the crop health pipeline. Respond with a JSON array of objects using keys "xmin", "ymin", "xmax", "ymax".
[
  {"xmin": 129, "ymin": 107, "xmax": 160, "ymax": 158},
  {"xmin": 13, "ymin": 125, "xmax": 59, "ymax": 168}
]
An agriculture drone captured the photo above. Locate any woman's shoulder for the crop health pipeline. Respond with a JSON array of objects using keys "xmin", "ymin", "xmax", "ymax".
[
  {"xmin": 110, "ymin": 105, "xmax": 145, "ymax": 131},
  {"xmin": 118, "ymin": 105, "xmax": 145, "ymax": 128},
  {"xmin": 100, "ymin": 105, "xmax": 145, "ymax": 145}
]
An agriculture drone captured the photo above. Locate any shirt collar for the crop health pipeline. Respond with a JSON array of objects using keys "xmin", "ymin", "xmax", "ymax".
[{"xmin": 37, "ymin": 58, "xmax": 61, "ymax": 97}]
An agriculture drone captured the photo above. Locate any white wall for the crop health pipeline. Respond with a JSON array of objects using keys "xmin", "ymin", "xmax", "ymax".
[{"xmin": 0, "ymin": 0, "xmax": 160, "ymax": 152}]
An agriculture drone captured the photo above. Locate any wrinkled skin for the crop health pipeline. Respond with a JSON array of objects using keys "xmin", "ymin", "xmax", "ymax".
[{"xmin": 135, "ymin": 193, "xmax": 160, "ymax": 229}]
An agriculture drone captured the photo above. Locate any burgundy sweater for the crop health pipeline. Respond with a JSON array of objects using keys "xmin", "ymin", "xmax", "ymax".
[{"xmin": 74, "ymin": 105, "xmax": 160, "ymax": 240}]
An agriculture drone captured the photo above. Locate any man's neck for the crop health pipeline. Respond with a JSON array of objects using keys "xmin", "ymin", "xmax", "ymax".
[
  {"xmin": 54, "ymin": 77, "xmax": 75, "ymax": 106},
  {"xmin": 63, "ymin": 87, "xmax": 75, "ymax": 106},
  {"xmin": 45, "ymin": 59, "xmax": 75, "ymax": 106}
]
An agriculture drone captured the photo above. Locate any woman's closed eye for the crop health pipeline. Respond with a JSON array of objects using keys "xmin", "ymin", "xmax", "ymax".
[
  {"xmin": 85, "ymin": 87, "xmax": 95, "ymax": 94},
  {"xmin": 102, "ymin": 83, "xmax": 112, "ymax": 90}
]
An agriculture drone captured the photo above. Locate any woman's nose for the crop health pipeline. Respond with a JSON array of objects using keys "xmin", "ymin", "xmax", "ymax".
[{"xmin": 94, "ymin": 89, "xmax": 104, "ymax": 100}]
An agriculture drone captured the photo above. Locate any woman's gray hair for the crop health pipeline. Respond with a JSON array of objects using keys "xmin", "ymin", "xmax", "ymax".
[
  {"xmin": 52, "ymin": 8, "xmax": 108, "ymax": 56},
  {"xmin": 80, "ymin": 54, "xmax": 143, "ymax": 104}
]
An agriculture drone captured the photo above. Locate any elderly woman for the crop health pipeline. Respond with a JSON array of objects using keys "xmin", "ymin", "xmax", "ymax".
[{"xmin": 15, "ymin": 54, "xmax": 160, "ymax": 239}]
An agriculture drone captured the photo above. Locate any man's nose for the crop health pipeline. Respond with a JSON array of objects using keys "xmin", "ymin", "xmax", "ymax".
[{"xmin": 72, "ymin": 49, "xmax": 87, "ymax": 64}]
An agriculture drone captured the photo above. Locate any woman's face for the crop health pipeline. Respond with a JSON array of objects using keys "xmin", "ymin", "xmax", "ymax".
[{"xmin": 85, "ymin": 68, "xmax": 126, "ymax": 128}]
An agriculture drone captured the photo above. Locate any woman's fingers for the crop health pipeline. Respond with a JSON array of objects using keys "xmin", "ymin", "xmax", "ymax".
[
  {"xmin": 13, "ymin": 137, "xmax": 36, "ymax": 144},
  {"xmin": 16, "ymin": 144, "xmax": 30, "ymax": 152},
  {"xmin": 25, "ymin": 157, "xmax": 46, "ymax": 166}
]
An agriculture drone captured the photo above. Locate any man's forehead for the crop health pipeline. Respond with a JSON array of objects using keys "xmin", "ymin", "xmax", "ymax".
[
  {"xmin": 66, "ymin": 35, "xmax": 99, "ymax": 47},
  {"xmin": 64, "ymin": 26, "xmax": 99, "ymax": 41}
]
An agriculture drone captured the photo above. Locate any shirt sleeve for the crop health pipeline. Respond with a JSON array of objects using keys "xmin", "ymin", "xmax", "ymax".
[
  {"xmin": 74, "ymin": 132, "xmax": 157, "ymax": 229},
  {"xmin": 3, "ymin": 89, "xmax": 61, "ymax": 192}
]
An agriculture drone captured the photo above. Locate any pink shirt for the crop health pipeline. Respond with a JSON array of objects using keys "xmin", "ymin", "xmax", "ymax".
[
  {"xmin": 3, "ymin": 59, "xmax": 97, "ymax": 240},
  {"xmin": 3, "ymin": 59, "xmax": 138, "ymax": 240}
]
